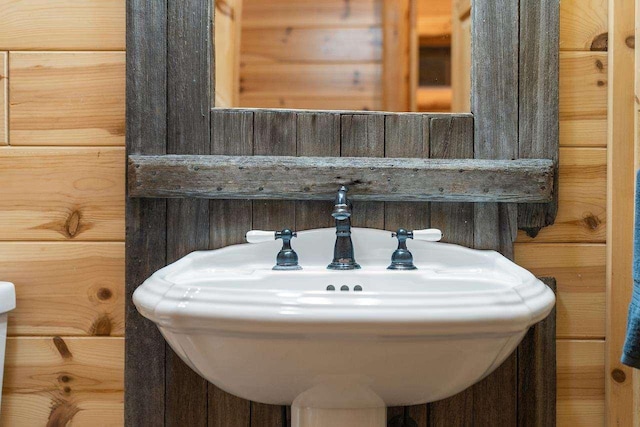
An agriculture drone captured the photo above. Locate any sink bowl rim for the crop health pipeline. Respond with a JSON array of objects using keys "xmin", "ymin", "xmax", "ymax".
[{"xmin": 133, "ymin": 228, "xmax": 555, "ymax": 338}]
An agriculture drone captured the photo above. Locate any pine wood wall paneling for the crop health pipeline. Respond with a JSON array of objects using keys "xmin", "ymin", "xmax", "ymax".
[
  {"xmin": 0, "ymin": 337, "xmax": 124, "ymax": 426},
  {"xmin": 242, "ymin": 0, "xmax": 381, "ymax": 28},
  {"xmin": 0, "ymin": 52, "xmax": 6, "ymax": 145},
  {"xmin": 0, "ymin": 242, "xmax": 124, "ymax": 337},
  {"xmin": 0, "ymin": 147, "xmax": 124, "ymax": 241},
  {"xmin": 560, "ymin": 0, "xmax": 608, "ymax": 51},
  {"xmin": 516, "ymin": 147, "xmax": 607, "ymax": 243},
  {"xmin": 606, "ymin": 0, "xmax": 637, "ymax": 423},
  {"xmin": 241, "ymin": 27, "xmax": 382, "ymax": 64},
  {"xmin": 9, "ymin": 52, "xmax": 125, "ymax": 146},
  {"xmin": 0, "ymin": 0, "xmax": 125, "ymax": 51},
  {"xmin": 515, "ymin": 243, "xmax": 605, "ymax": 340},
  {"xmin": 557, "ymin": 340, "xmax": 605, "ymax": 426},
  {"xmin": 239, "ymin": 0, "xmax": 384, "ymax": 111},
  {"xmin": 240, "ymin": 63, "xmax": 381, "ymax": 100}
]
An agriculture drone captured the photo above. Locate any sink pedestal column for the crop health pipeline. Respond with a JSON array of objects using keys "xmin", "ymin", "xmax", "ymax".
[{"xmin": 290, "ymin": 383, "xmax": 386, "ymax": 427}]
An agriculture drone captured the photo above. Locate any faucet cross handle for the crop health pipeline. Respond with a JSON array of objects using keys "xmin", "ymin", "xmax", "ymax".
[
  {"xmin": 388, "ymin": 228, "xmax": 442, "ymax": 270},
  {"xmin": 246, "ymin": 229, "xmax": 302, "ymax": 271}
]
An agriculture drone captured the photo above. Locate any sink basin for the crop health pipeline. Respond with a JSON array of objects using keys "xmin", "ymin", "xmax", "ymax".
[{"xmin": 133, "ymin": 228, "xmax": 555, "ymax": 427}]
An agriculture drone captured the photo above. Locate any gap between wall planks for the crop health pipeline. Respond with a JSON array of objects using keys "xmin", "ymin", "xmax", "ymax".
[{"xmin": 127, "ymin": 0, "xmax": 559, "ymax": 424}]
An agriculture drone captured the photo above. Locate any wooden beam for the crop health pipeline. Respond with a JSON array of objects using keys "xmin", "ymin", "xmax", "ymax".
[
  {"xmin": 606, "ymin": 0, "xmax": 637, "ymax": 424},
  {"xmin": 128, "ymin": 155, "xmax": 555, "ymax": 203}
]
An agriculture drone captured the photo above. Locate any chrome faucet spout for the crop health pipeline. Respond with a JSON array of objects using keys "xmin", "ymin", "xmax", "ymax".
[{"xmin": 328, "ymin": 186, "xmax": 361, "ymax": 270}]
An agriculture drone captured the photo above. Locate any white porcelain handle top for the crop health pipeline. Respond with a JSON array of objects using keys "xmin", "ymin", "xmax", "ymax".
[
  {"xmin": 412, "ymin": 229, "xmax": 443, "ymax": 242},
  {"xmin": 246, "ymin": 230, "xmax": 276, "ymax": 244}
]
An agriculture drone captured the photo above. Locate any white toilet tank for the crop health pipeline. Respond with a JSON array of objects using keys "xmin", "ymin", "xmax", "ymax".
[{"xmin": 0, "ymin": 282, "xmax": 16, "ymax": 413}]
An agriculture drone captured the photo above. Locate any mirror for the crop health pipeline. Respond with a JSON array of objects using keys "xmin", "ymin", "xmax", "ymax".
[{"xmin": 214, "ymin": 0, "xmax": 471, "ymax": 113}]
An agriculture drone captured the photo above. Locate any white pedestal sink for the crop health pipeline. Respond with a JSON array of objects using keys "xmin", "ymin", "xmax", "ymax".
[{"xmin": 133, "ymin": 228, "xmax": 555, "ymax": 427}]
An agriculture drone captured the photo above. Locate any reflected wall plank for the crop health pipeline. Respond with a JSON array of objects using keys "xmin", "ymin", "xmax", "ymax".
[
  {"xmin": 557, "ymin": 340, "xmax": 605, "ymax": 426},
  {"xmin": 0, "ymin": 337, "xmax": 124, "ymax": 426},
  {"xmin": 239, "ymin": 96, "xmax": 381, "ymax": 111},
  {"xmin": 517, "ymin": 148, "xmax": 606, "ymax": 243},
  {"xmin": 560, "ymin": 0, "xmax": 608, "ymax": 51},
  {"xmin": 515, "ymin": 243, "xmax": 605, "ymax": 339},
  {"xmin": 0, "ymin": 147, "xmax": 124, "ymax": 241},
  {"xmin": 240, "ymin": 63, "xmax": 381, "ymax": 99},
  {"xmin": 9, "ymin": 52, "xmax": 125, "ymax": 146},
  {"xmin": 241, "ymin": 28, "xmax": 382, "ymax": 64},
  {"xmin": 0, "ymin": 242, "xmax": 124, "ymax": 337},
  {"xmin": 0, "ymin": 0, "xmax": 124, "ymax": 51},
  {"xmin": 243, "ymin": 0, "xmax": 381, "ymax": 28}
]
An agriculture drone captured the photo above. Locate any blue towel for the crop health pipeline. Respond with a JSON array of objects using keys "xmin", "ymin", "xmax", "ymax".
[{"xmin": 622, "ymin": 170, "xmax": 640, "ymax": 369}]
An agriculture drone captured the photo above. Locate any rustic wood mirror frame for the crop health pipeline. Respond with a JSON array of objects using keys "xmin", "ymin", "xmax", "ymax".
[{"xmin": 126, "ymin": 0, "xmax": 559, "ymax": 425}]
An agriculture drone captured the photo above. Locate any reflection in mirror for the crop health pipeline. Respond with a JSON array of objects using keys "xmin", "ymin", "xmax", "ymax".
[{"xmin": 214, "ymin": 0, "xmax": 471, "ymax": 113}]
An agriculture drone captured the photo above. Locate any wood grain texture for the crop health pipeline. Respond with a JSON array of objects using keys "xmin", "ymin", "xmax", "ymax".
[
  {"xmin": 9, "ymin": 52, "xmax": 125, "ymax": 146},
  {"xmin": 0, "ymin": 337, "xmax": 124, "ymax": 426},
  {"xmin": 241, "ymin": 27, "xmax": 382, "ymax": 64},
  {"xmin": 517, "ymin": 278, "xmax": 557, "ymax": 427},
  {"xmin": 0, "ymin": 242, "xmax": 124, "ymax": 337},
  {"xmin": 517, "ymin": 147, "xmax": 606, "ymax": 243},
  {"xmin": 470, "ymin": 0, "xmax": 519, "ymax": 423},
  {"xmin": 165, "ymin": 0, "xmax": 213, "ymax": 423},
  {"xmin": 296, "ymin": 112, "xmax": 341, "ymax": 231},
  {"xmin": 560, "ymin": 118, "xmax": 607, "ymax": 147},
  {"xmin": 518, "ymin": 0, "xmax": 560, "ymax": 231},
  {"xmin": 0, "ymin": 52, "xmax": 6, "ymax": 145},
  {"xmin": 129, "ymin": 154, "xmax": 554, "ymax": 203},
  {"xmin": 125, "ymin": 0, "xmax": 168, "ymax": 423},
  {"xmin": 560, "ymin": 52, "xmax": 608, "ymax": 121},
  {"xmin": 0, "ymin": 0, "xmax": 124, "ymax": 51},
  {"xmin": 214, "ymin": 0, "xmax": 243, "ymax": 107},
  {"xmin": 239, "ymin": 95, "xmax": 382, "ymax": 112},
  {"xmin": 340, "ymin": 114, "xmax": 385, "ymax": 231},
  {"xmin": 0, "ymin": 147, "xmax": 124, "ymax": 241},
  {"xmin": 383, "ymin": 0, "xmax": 415, "ymax": 111},
  {"xmin": 250, "ymin": 110, "xmax": 297, "ymax": 425},
  {"xmin": 240, "ymin": 63, "xmax": 381, "ymax": 99},
  {"xmin": 428, "ymin": 115, "xmax": 474, "ymax": 426},
  {"xmin": 560, "ymin": 0, "xmax": 608, "ymax": 51},
  {"xmin": 208, "ymin": 109, "xmax": 254, "ymax": 427},
  {"xmin": 515, "ymin": 243, "xmax": 605, "ymax": 339},
  {"xmin": 557, "ymin": 340, "xmax": 605, "ymax": 426},
  {"xmin": 605, "ymin": 0, "xmax": 637, "ymax": 423},
  {"xmin": 242, "ymin": 0, "xmax": 381, "ymax": 28}
]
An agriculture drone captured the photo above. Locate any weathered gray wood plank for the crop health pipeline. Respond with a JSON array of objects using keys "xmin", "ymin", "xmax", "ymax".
[
  {"xmin": 125, "ymin": 0, "xmax": 167, "ymax": 424},
  {"xmin": 384, "ymin": 113, "xmax": 431, "ymax": 426},
  {"xmin": 428, "ymin": 115, "xmax": 474, "ymax": 427},
  {"xmin": 165, "ymin": 0, "xmax": 213, "ymax": 424},
  {"xmin": 295, "ymin": 112, "xmax": 341, "ymax": 230},
  {"xmin": 471, "ymin": 0, "xmax": 520, "ymax": 424},
  {"xmin": 518, "ymin": 0, "xmax": 560, "ymax": 233},
  {"xmin": 518, "ymin": 278, "xmax": 557, "ymax": 427},
  {"xmin": 208, "ymin": 110, "xmax": 253, "ymax": 427},
  {"xmin": 251, "ymin": 110, "xmax": 297, "ymax": 426},
  {"xmin": 341, "ymin": 114, "xmax": 385, "ymax": 228},
  {"xmin": 128, "ymin": 155, "xmax": 555, "ymax": 203},
  {"xmin": 384, "ymin": 114, "xmax": 430, "ymax": 231}
]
